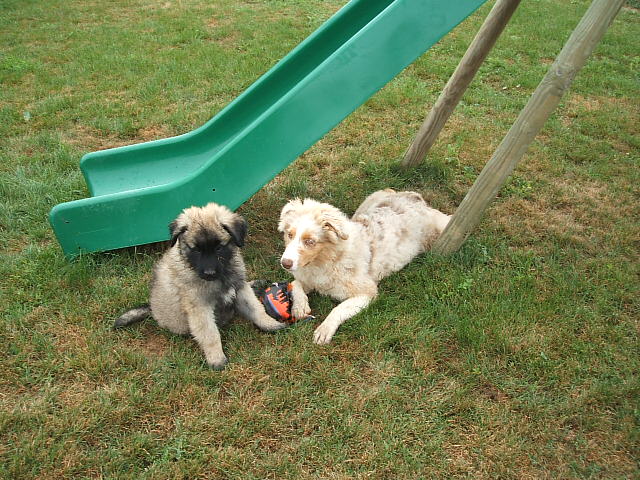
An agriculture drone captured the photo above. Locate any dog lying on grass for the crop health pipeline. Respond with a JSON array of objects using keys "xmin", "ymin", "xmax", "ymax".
[
  {"xmin": 114, "ymin": 203, "xmax": 286, "ymax": 369},
  {"xmin": 278, "ymin": 189, "xmax": 450, "ymax": 344}
]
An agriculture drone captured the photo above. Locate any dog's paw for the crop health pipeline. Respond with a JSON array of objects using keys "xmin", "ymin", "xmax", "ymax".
[
  {"xmin": 207, "ymin": 355, "xmax": 229, "ymax": 371},
  {"xmin": 313, "ymin": 321, "xmax": 338, "ymax": 345},
  {"xmin": 292, "ymin": 301, "xmax": 311, "ymax": 321},
  {"xmin": 255, "ymin": 313, "xmax": 288, "ymax": 332}
]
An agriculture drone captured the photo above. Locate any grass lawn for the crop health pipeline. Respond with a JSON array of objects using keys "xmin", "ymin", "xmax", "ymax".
[{"xmin": 1, "ymin": 0, "xmax": 638, "ymax": 478}]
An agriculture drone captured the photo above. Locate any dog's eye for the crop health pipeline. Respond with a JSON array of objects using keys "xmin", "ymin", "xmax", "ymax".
[
  {"xmin": 287, "ymin": 231, "xmax": 294, "ymax": 239},
  {"xmin": 303, "ymin": 238, "xmax": 316, "ymax": 248}
]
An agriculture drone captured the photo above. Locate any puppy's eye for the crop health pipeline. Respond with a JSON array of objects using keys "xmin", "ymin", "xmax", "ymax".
[
  {"xmin": 287, "ymin": 231, "xmax": 294, "ymax": 239},
  {"xmin": 303, "ymin": 238, "xmax": 316, "ymax": 248}
]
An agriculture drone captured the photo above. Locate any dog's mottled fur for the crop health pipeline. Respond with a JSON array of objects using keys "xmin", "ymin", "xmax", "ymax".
[
  {"xmin": 114, "ymin": 203, "xmax": 285, "ymax": 369},
  {"xmin": 278, "ymin": 189, "xmax": 450, "ymax": 344}
]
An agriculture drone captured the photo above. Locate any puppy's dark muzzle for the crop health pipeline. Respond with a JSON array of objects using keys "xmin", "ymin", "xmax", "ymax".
[{"xmin": 199, "ymin": 269, "xmax": 218, "ymax": 281}]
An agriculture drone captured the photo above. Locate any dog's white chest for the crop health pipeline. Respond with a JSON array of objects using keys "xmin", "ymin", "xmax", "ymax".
[{"xmin": 297, "ymin": 265, "xmax": 352, "ymax": 301}]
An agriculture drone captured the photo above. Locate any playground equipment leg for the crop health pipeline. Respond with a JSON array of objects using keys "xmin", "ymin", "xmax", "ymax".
[
  {"xmin": 402, "ymin": 0, "xmax": 522, "ymax": 168},
  {"xmin": 432, "ymin": 0, "xmax": 625, "ymax": 255}
]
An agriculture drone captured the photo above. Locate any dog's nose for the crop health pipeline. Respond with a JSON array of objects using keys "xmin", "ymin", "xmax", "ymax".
[
  {"xmin": 203, "ymin": 268, "xmax": 216, "ymax": 277},
  {"xmin": 281, "ymin": 258, "xmax": 293, "ymax": 270}
]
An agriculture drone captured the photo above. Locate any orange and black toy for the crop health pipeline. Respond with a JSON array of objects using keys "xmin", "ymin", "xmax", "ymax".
[{"xmin": 252, "ymin": 281, "xmax": 310, "ymax": 324}]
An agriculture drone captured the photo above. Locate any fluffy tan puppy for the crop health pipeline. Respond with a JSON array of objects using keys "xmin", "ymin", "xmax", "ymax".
[{"xmin": 115, "ymin": 203, "xmax": 285, "ymax": 369}]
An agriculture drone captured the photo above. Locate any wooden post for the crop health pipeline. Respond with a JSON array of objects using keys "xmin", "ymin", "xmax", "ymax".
[
  {"xmin": 432, "ymin": 0, "xmax": 625, "ymax": 255},
  {"xmin": 402, "ymin": 0, "xmax": 522, "ymax": 168}
]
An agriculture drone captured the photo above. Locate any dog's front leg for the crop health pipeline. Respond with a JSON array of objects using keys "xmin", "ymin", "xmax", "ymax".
[
  {"xmin": 184, "ymin": 299, "xmax": 228, "ymax": 370},
  {"xmin": 236, "ymin": 282, "xmax": 287, "ymax": 332},
  {"xmin": 313, "ymin": 295, "xmax": 374, "ymax": 345},
  {"xmin": 291, "ymin": 280, "xmax": 311, "ymax": 320}
]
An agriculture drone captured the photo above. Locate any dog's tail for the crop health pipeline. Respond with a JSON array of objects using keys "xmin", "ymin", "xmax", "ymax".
[{"xmin": 113, "ymin": 304, "xmax": 151, "ymax": 328}]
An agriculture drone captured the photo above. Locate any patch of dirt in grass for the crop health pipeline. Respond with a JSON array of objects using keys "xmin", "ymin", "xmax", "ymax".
[
  {"xmin": 163, "ymin": 383, "xmax": 212, "ymax": 419},
  {"xmin": 214, "ymin": 368, "xmax": 272, "ymax": 420},
  {"xmin": 206, "ymin": 17, "xmax": 226, "ymax": 29},
  {"xmin": 443, "ymin": 413, "xmax": 541, "ymax": 477},
  {"xmin": 444, "ymin": 433, "xmax": 481, "ymax": 476},
  {"xmin": 561, "ymin": 94, "xmax": 638, "ymax": 149},
  {"xmin": 131, "ymin": 332, "xmax": 170, "ymax": 358},
  {"xmin": 206, "ymin": 15, "xmax": 241, "ymax": 47},
  {"xmin": 65, "ymin": 125, "xmax": 129, "ymax": 151},
  {"xmin": 551, "ymin": 176, "xmax": 636, "ymax": 235},
  {"xmin": 411, "ymin": 347, "xmax": 439, "ymax": 373},
  {"xmin": 563, "ymin": 93, "xmax": 636, "ymax": 120},
  {"xmin": 57, "ymin": 381, "xmax": 94, "ymax": 408},
  {"xmin": 557, "ymin": 412, "xmax": 639, "ymax": 477},
  {"xmin": 582, "ymin": 429, "xmax": 639, "ymax": 477},
  {"xmin": 214, "ymin": 32, "xmax": 240, "ymax": 48},
  {"xmin": 442, "ymin": 429, "xmax": 534, "ymax": 479},
  {"xmin": 66, "ymin": 124, "xmax": 172, "ymax": 151},
  {"xmin": 477, "ymin": 382, "xmax": 509, "ymax": 403},
  {"xmin": 457, "ymin": 138, "xmax": 501, "ymax": 169},
  {"xmin": 491, "ymin": 174, "xmax": 634, "ymax": 253},
  {"xmin": 43, "ymin": 311, "xmax": 87, "ymax": 348},
  {"xmin": 137, "ymin": 125, "xmax": 171, "ymax": 141},
  {"xmin": 493, "ymin": 195, "xmax": 592, "ymax": 251},
  {"xmin": 353, "ymin": 356, "xmax": 400, "ymax": 406},
  {"xmin": 19, "ymin": 305, "xmax": 49, "ymax": 326},
  {"xmin": 52, "ymin": 445, "xmax": 95, "ymax": 480},
  {"xmin": 566, "ymin": 93, "xmax": 605, "ymax": 113}
]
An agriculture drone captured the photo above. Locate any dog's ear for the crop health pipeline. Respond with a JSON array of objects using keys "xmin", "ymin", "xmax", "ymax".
[
  {"xmin": 322, "ymin": 221, "xmax": 349, "ymax": 241},
  {"xmin": 169, "ymin": 216, "xmax": 188, "ymax": 247},
  {"xmin": 223, "ymin": 215, "xmax": 248, "ymax": 248},
  {"xmin": 321, "ymin": 210, "xmax": 349, "ymax": 242},
  {"xmin": 278, "ymin": 199, "xmax": 303, "ymax": 232}
]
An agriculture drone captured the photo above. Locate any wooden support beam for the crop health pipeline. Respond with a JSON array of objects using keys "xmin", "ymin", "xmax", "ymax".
[
  {"xmin": 402, "ymin": 0, "xmax": 522, "ymax": 168},
  {"xmin": 432, "ymin": 0, "xmax": 625, "ymax": 255}
]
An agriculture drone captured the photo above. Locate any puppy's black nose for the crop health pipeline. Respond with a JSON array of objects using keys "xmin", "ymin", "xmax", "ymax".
[
  {"xmin": 281, "ymin": 258, "xmax": 293, "ymax": 270},
  {"xmin": 199, "ymin": 268, "xmax": 218, "ymax": 280}
]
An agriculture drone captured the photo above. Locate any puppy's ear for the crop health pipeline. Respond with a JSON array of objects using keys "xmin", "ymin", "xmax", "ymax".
[
  {"xmin": 322, "ymin": 211, "xmax": 349, "ymax": 242},
  {"xmin": 323, "ymin": 221, "xmax": 349, "ymax": 242},
  {"xmin": 169, "ymin": 216, "xmax": 188, "ymax": 246},
  {"xmin": 223, "ymin": 215, "xmax": 248, "ymax": 248},
  {"xmin": 278, "ymin": 199, "xmax": 303, "ymax": 232}
]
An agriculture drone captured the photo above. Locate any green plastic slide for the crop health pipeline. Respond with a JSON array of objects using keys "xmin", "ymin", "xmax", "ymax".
[{"xmin": 49, "ymin": 0, "xmax": 487, "ymax": 258}]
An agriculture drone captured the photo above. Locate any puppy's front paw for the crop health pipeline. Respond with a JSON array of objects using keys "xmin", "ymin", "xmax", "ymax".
[
  {"xmin": 313, "ymin": 320, "xmax": 338, "ymax": 345},
  {"xmin": 207, "ymin": 354, "xmax": 229, "ymax": 371},
  {"xmin": 255, "ymin": 313, "xmax": 288, "ymax": 332}
]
